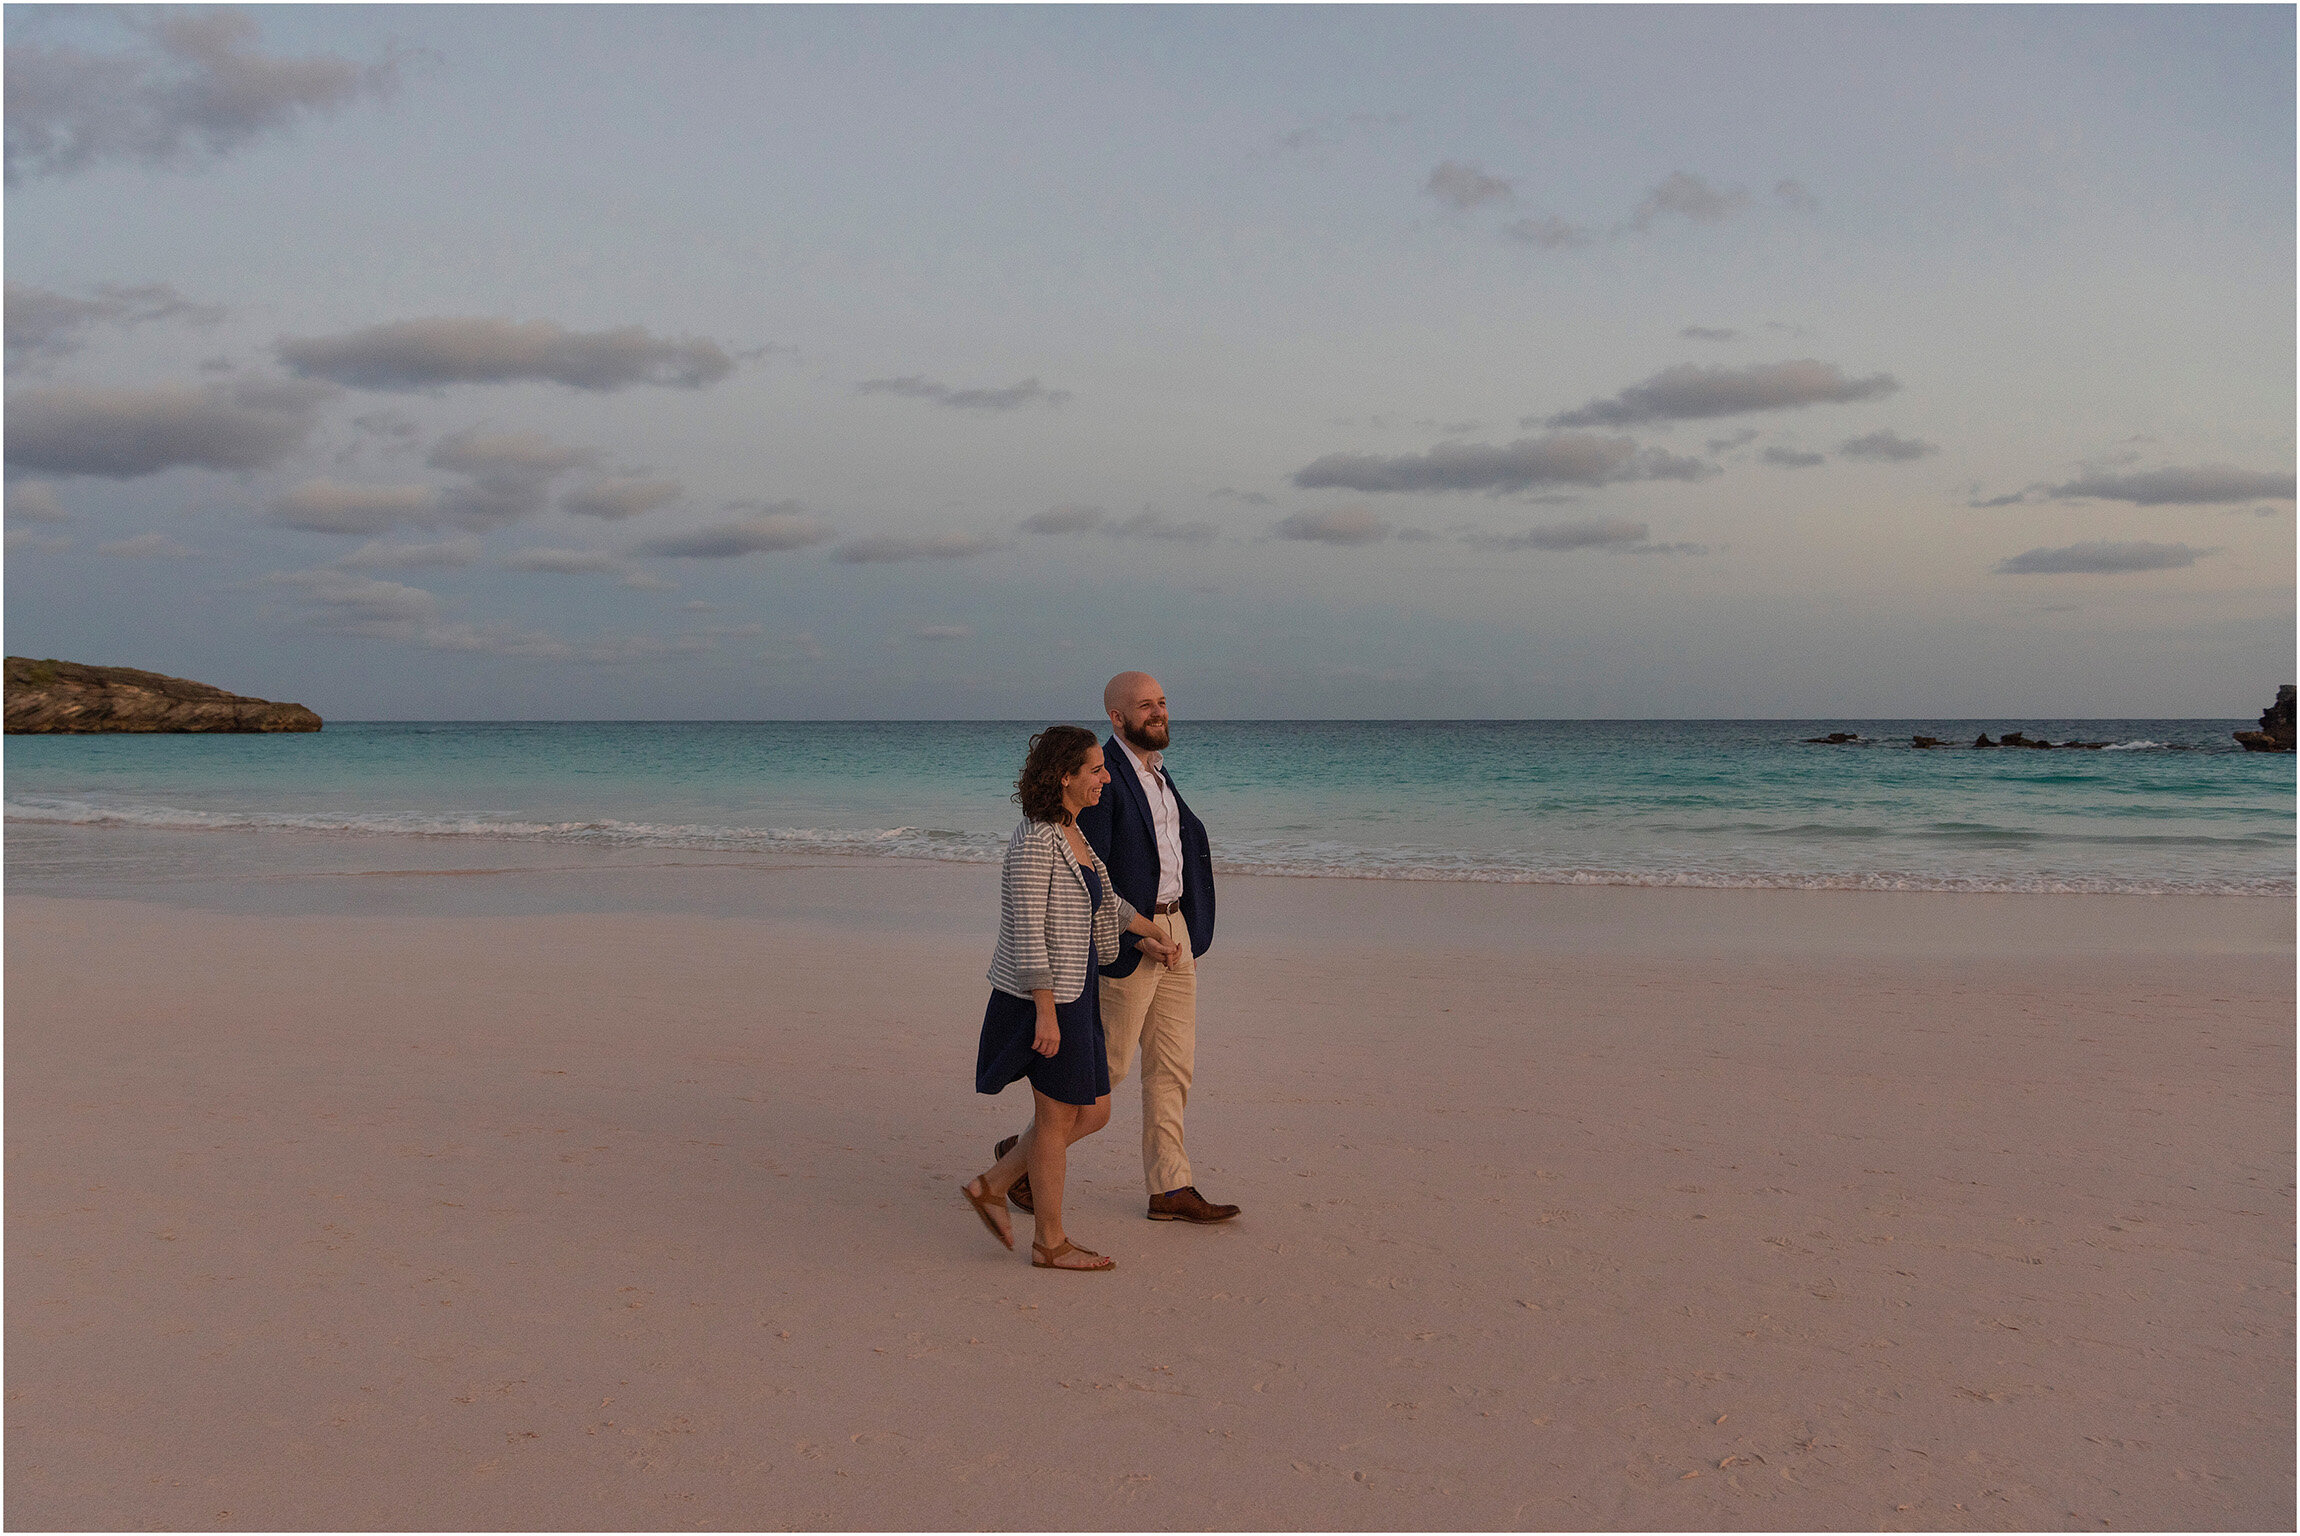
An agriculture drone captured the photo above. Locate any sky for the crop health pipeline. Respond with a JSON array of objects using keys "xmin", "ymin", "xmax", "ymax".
[{"xmin": 4, "ymin": 3, "xmax": 2293, "ymax": 720}]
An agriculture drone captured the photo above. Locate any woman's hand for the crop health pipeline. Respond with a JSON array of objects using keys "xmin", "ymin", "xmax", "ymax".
[
  {"xmin": 1138, "ymin": 931, "xmax": 1181, "ymax": 968},
  {"xmin": 1032, "ymin": 995, "xmax": 1060, "ymax": 1057}
]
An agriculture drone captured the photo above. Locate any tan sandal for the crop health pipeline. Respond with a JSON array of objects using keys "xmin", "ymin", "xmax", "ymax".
[
  {"xmin": 1032, "ymin": 1239, "xmax": 1114, "ymax": 1272},
  {"xmin": 962, "ymin": 1177, "xmax": 1012, "ymax": 1250}
]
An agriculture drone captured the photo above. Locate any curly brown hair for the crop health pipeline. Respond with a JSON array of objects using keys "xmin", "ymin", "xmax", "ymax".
[{"xmin": 1014, "ymin": 724, "xmax": 1100, "ymax": 824}]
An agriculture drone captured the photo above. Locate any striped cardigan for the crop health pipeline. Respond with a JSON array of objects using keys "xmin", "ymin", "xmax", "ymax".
[{"xmin": 986, "ymin": 818, "xmax": 1137, "ymax": 1003}]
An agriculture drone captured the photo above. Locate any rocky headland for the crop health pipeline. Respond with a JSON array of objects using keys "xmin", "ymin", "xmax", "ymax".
[
  {"xmin": 5, "ymin": 658, "xmax": 322, "ymax": 734},
  {"xmin": 2232, "ymin": 685, "xmax": 2296, "ymax": 752}
]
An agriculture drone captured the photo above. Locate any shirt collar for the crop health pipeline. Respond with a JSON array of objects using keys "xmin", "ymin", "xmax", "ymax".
[{"xmin": 1113, "ymin": 730, "xmax": 1163, "ymax": 782}]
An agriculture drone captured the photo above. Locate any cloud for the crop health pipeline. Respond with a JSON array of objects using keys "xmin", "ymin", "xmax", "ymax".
[
  {"xmin": 279, "ymin": 317, "xmax": 734, "ymax": 392},
  {"xmin": 1967, "ymin": 487, "xmax": 2039, "ymax": 508},
  {"xmin": 2046, "ymin": 464, "xmax": 2296, "ymax": 506},
  {"xmin": 266, "ymin": 566, "xmax": 709, "ymax": 663},
  {"xmin": 561, "ymin": 476, "xmax": 681, "ymax": 520},
  {"xmin": 620, "ymin": 571, "xmax": 678, "ymax": 592},
  {"xmin": 1294, "ymin": 432, "xmax": 1713, "ymax": 494},
  {"xmin": 1543, "ymin": 360, "xmax": 1899, "ymax": 428},
  {"xmin": 1423, "ymin": 160, "xmax": 1513, "ymax": 210},
  {"xmin": 1021, "ymin": 504, "xmax": 1105, "ymax": 535},
  {"xmin": 1774, "ymin": 178, "xmax": 1820, "ymax": 212},
  {"xmin": 1468, "ymin": 517, "xmax": 1650, "ymax": 552},
  {"xmin": 853, "ymin": 375, "xmax": 1070, "ymax": 411},
  {"xmin": 1759, "ymin": 446, "xmax": 1826, "ymax": 468},
  {"xmin": 1839, "ymin": 429, "xmax": 1938, "ymax": 462},
  {"xmin": 1501, "ymin": 214, "xmax": 1594, "ymax": 250},
  {"xmin": 830, "ymin": 531, "xmax": 1003, "ymax": 563},
  {"xmin": 1993, "ymin": 541, "xmax": 2207, "ymax": 575},
  {"xmin": 1207, "ymin": 487, "xmax": 1274, "ymax": 506},
  {"xmin": 908, "ymin": 624, "xmax": 973, "ymax": 642},
  {"xmin": 1706, "ymin": 429, "xmax": 1761, "ymax": 454},
  {"xmin": 636, "ymin": 508, "xmax": 833, "ymax": 558},
  {"xmin": 5, "ymin": 378, "xmax": 332, "ymax": 477},
  {"xmin": 96, "ymin": 531, "xmax": 195, "ymax": 559},
  {"xmin": 1679, "ymin": 326, "xmax": 1738, "ymax": 342},
  {"xmin": 1624, "ymin": 172, "xmax": 1748, "ymax": 231},
  {"xmin": 427, "ymin": 429, "xmax": 597, "ymax": 528},
  {"xmin": 6, "ymin": 482, "xmax": 68, "ymax": 522},
  {"xmin": 502, "ymin": 547, "xmax": 620, "ymax": 575},
  {"xmin": 5, "ymin": 280, "xmax": 225, "ymax": 362},
  {"xmin": 334, "ymin": 535, "xmax": 481, "ymax": 569},
  {"xmin": 4, "ymin": 8, "xmax": 399, "ymax": 184},
  {"xmin": 6, "ymin": 530, "xmax": 70, "ymax": 553},
  {"xmin": 1111, "ymin": 508, "xmax": 1216, "ymax": 542},
  {"xmin": 1275, "ymin": 508, "xmax": 1388, "ymax": 546},
  {"xmin": 269, "ymin": 478, "xmax": 442, "ymax": 535}
]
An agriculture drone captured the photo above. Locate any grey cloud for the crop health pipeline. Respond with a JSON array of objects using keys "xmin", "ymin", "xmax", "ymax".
[
  {"xmin": 6, "ymin": 482, "xmax": 68, "ymax": 522},
  {"xmin": 1111, "ymin": 509, "xmax": 1216, "ymax": 542},
  {"xmin": 502, "ymin": 547, "xmax": 620, "ymax": 575},
  {"xmin": 268, "ymin": 566, "xmax": 709, "ymax": 663},
  {"xmin": 279, "ymin": 317, "xmax": 734, "ymax": 392},
  {"xmin": 334, "ymin": 535, "xmax": 481, "ymax": 569},
  {"xmin": 1706, "ymin": 429, "xmax": 1760, "ymax": 454},
  {"xmin": 561, "ymin": 476, "xmax": 681, "ymax": 520},
  {"xmin": 5, "ymin": 378, "xmax": 331, "ymax": 477},
  {"xmin": 1543, "ymin": 359, "xmax": 1899, "ymax": 428},
  {"xmin": 5, "ymin": 280, "xmax": 225, "ymax": 362},
  {"xmin": 1424, "ymin": 160, "xmax": 1513, "ymax": 210},
  {"xmin": 1394, "ymin": 527, "xmax": 1438, "ymax": 543},
  {"xmin": 1021, "ymin": 504, "xmax": 1105, "ymax": 535},
  {"xmin": 1628, "ymin": 540, "xmax": 1712, "ymax": 556},
  {"xmin": 1968, "ymin": 487, "xmax": 2039, "ymax": 508},
  {"xmin": 1760, "ymin": 446, "xmax": 1826, "ymax": 468},
  {"xmin": 854, "ymin": 375, "xmax": 1070, "ymax": 411},
  {"xmin": 637, "ymin": 508, "xmax": 834, "ymax": 558},
  {"xmin": 427, "ymin": 429, "xmax": 598, "ymax": 529},
  {"xmin": 268, "ymin": 478, "xmax": 443, "ymax": 535},
  {"xmin": 1993, "ymin": 541, "xmax": 2207, "ymax": 575},
  {"xmin": 1275, "ymin": 508, "xmax": 1387, "ymax": 546},
  {"xmin": 1839, "ymin": 429, "xmax": 1938, "ymax": 462},
  {"xmin": 2047, "ymin": 464, "xmax": 2295, "ymax": 506},
  {"xmin": 1774, "ymin": 178, "xmax": 1820, "ymax": 212},
  {"xmin": 1207, "ymin": 487, "xmax": 1274, "ymax": 506},
  {"xmin": 2257, "ymin": 505, "xmax": 2284, "ymax": 519},
  {"xmin": 908, "ymin": 625, "xmax": 973, "ymax": 642},
  {"xmin": 1502, "ymin": 215, "xmax": 1594, "ymax": 250},
  {"xmin": 5, "ymin": 9, "xmax": 399, "ymax": 184},
  {"xmin": 1469, "ymin": 518, "xmax": 1650, "ymax": 552},
  {"xmin": 6, "ymin": 530, "xmax": 70, "ymax": 553},
  {"xmin": 96, "ymin": 531, "xmax": 194, "ymax": 559},
  {"xmin": 1680, "ymin": 326, "xmax": 1738, "ymax": 342},
  {"xmin": 1625, "ymin": 172, "xmax": 1747, "ymax": 231},
  {"xmin": 831, "ymin": 531, "xmax": 1003, "ymax": 564},
  {"xmin": 621, "ymin": 571, "xmax": 679, "ymax": 592},
  {"xmin": 1296, "ymin": 432, "xmax": 1714, "ymax": 495}
]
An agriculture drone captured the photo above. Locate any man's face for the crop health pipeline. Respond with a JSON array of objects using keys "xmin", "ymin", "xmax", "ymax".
[{"xmin": 1113, "ymin": 681, "xmax": 1170, "ymax": 752}]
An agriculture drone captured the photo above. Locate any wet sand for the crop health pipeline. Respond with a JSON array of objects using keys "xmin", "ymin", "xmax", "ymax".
[{"xmin": 6, "ymin": 855, "xmax": 2292, "ymax": 1529}]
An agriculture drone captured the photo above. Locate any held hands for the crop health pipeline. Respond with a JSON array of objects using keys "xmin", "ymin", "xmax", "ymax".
[{"xmin": 1136, "ymin": 930, "xmax": 1184, "ymax": 968}]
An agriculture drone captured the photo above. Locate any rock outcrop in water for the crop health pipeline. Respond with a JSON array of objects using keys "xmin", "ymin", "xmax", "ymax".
[
  {"xmin": 5, "ymin": 657, "xmax": 322, "ymax": 733},
  {"xmin": 2233, "ymin": 685, "xmax": 2296, "ymax": 753}
]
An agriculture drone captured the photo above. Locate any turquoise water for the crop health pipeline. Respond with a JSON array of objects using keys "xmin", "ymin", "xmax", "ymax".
[{"xmin": 5, "ymin": 719, "xmax": 2293, "ymax": 895}]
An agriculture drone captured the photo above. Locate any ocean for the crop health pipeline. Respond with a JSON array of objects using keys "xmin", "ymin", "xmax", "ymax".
[{"xmin": 5, "ymin": 719, "xmax": 2292, "ymax": 897}]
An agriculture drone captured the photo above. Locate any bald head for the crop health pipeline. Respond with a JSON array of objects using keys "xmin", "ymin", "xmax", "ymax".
[{"xmin": 1104, "ymin": 671, "xmax": 1171, "ymax": 753}]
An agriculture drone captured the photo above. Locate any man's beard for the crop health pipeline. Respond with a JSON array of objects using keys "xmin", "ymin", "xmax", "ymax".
[{"xmin": 1122, "ymin": 718, "xmax": 1170, "ymax": 752}]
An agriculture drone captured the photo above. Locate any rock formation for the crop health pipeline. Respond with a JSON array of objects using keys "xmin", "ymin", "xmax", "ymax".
[
  {"xmin": 2233, "ymin": 685, "xmax": 2296, "ymax": 752},
  {"xmin": 1803, "ymin": 732, "xmax": 1860, "ymax": 744},
  {"xmin": 5, "ymin": 657, "xmax": 322, "ymax": 733}
]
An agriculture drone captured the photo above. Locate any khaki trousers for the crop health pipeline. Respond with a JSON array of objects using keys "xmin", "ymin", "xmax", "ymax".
[{"xmin": 1099, "ymin": 908, "xmax": 1197, "ymax": 1196}]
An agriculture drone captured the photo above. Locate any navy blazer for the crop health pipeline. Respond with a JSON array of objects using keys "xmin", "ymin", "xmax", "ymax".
[{"xmin": 1077, "ymin": 733, "xmax": 1215, "ymax": 977}]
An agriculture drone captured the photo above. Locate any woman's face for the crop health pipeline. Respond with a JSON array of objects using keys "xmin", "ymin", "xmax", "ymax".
[{"xmin": 1061, "ymin": 746, "xmax": 1109, "ymax": 812}]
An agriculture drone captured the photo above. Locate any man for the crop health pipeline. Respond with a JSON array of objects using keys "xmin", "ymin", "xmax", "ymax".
[{"xmin": 997, "ymin": 671, "xmax": 1239, "ymax": 1224}]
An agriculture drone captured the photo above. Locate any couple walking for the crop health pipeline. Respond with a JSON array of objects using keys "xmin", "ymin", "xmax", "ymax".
[{"xmin": 961, "ymin": 671, "xmax": 1239, "ymax": 1271}]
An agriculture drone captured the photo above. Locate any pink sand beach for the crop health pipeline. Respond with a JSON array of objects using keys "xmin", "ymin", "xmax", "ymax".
[{"xmin": 6, "ymin": 853, "xmax": 2292, "ymax": 1529}]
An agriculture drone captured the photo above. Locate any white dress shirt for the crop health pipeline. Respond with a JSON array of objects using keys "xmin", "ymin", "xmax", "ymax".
[{"xmin": 1114, "ymin": 732, "xmax": 1185, "ymax": 907}]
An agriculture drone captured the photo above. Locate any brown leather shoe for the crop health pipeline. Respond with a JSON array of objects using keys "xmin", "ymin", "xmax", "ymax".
[
  {"xmin": 994, "ymin": 1135, "xmax": 1034, "ymax": 1213},
  {"xmin": 1147, "ymin": 1186, "xmax": 1239, "ymax": 1223}
]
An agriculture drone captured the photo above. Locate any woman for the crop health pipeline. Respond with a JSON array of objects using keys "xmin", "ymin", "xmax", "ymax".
[{"xmin": 963, "ymin": 725, "xmax": 1182, "ymax": 1271}]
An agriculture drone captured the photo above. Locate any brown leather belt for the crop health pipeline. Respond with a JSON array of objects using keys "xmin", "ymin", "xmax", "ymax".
[{"xmin": 1152, "ymin": 900, "xmax": 1183, "ymax": 915}]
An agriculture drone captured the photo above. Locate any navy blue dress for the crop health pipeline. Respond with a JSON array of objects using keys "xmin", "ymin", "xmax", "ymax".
[{"xmin": 975, "ymin": 866, "xmax": 1112, "ymax": 1108}]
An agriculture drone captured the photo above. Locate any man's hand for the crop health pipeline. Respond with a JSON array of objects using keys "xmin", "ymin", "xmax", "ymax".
[{"xmin": 1139, "ymin": 932, "xmax": 1182, "ymax": 968}]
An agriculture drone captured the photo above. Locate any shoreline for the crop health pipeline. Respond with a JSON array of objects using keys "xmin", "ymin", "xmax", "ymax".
[{"xmin": 8, "ymin": 816, "xmax": 2294, "ymax": 904}]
